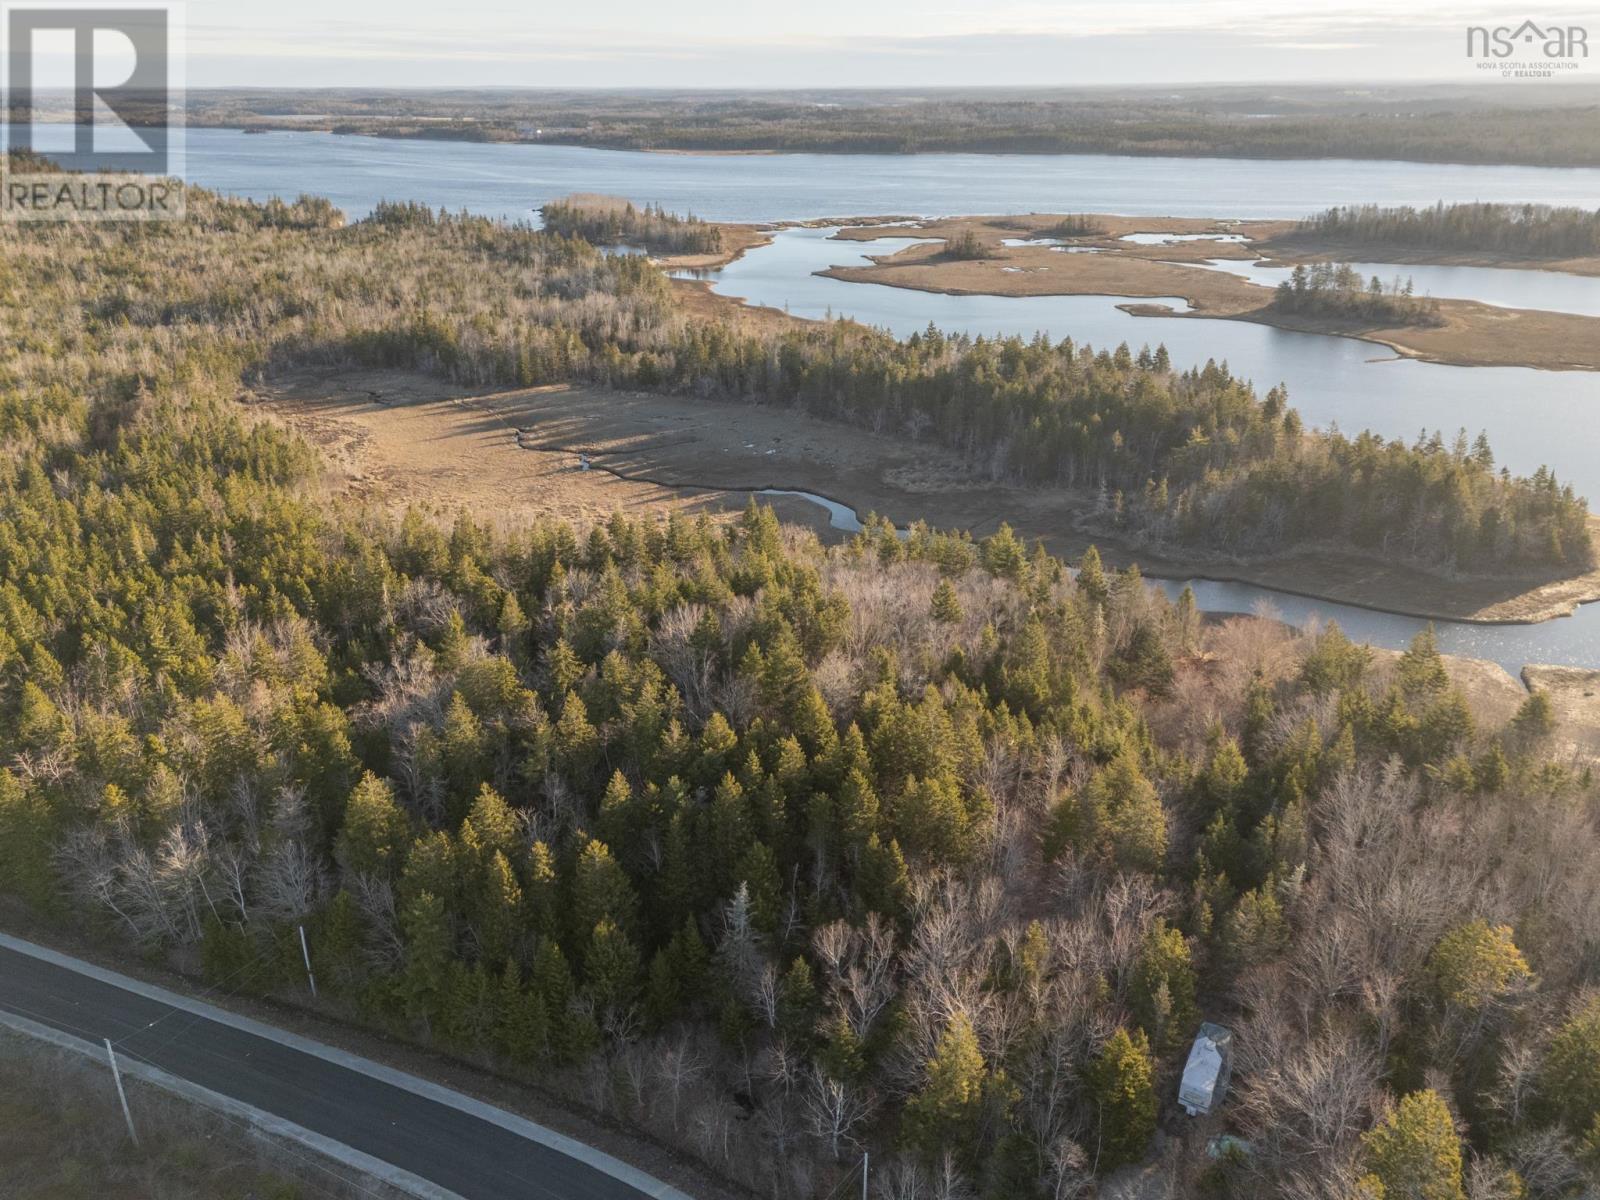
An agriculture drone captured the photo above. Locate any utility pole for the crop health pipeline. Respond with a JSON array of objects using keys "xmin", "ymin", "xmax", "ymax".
[
  {"xmin": 104, "ymin": 1039, "xmax": 138, "ymax": 1146},
  {"xmin": 298, "ymin": 924, "xmax": 317, "ymax": 998}
]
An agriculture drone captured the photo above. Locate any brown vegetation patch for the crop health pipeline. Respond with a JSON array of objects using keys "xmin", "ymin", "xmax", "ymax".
[
  {"xmin": 254, "ymin": 370, "xmax": 1600, "ymax": 624},
  {"xmin": 1522, "ymin": 665, "xmax": 1600, "ymax": 759},
  {"xmin": 821, "ymin": 215, "xmax": 1600, "ymax": 371}
]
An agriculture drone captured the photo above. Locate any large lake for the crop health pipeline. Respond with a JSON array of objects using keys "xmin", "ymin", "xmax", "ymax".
[
  {"xmin": 20, "ymin": 126, "xmax": 1600, "ymax": 672},
  {"xmin": 137, "ymin": 128, "xmax": 1600, "ymax": 221}
]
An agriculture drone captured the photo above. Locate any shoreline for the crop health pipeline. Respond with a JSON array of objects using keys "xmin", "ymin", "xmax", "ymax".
[
  {"xmin": 255, "ymin": 368, "xmax": 1600, "ymax": 629},
  {"xmin": 653, "ymin": 220, "xmax": 1600, "ymax": 623},
  {"xmin": 181, "ymin": 118, "xmax": 1600, "ymax": 171},
  {"xmin": 813, "ymin": 214, "xmax": 1600, "ymax": 372},
  {"xmin": 501, "ymin": 435, "xmax": 1600, "ymax": 627}
]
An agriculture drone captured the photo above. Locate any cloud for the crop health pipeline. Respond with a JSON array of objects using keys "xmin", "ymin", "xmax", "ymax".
[{"xmin": 176, "ymin": 0, "xmax": 1600, "ymax": 86}]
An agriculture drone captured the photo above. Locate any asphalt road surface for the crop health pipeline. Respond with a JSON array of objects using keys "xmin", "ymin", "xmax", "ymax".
[{"xmin": 0, "ymin": 937, "xmax": 690, "ymax": 1200}]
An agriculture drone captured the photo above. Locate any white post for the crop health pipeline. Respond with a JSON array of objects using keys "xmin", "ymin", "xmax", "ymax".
[
  {"xmin": 861, "ymin": 1150, "xmax": 868, "ymax": 1200},
  {"xmin": 104, "ymin": 1039, "xmax": 138, "ymax": 1146},
  {"xmin": 298, "ymin": 924, "xmax": 317, "ymax": 998}
]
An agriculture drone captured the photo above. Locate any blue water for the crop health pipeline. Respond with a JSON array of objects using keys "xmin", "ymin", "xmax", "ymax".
[
  {"xmin": 15, "ymin": 124, "xmax": 1600, "ymax": 671},
  {"xmin": 763, "ymin": 482, "xmax": 1600, "ymax": 677},
  {"xmin": 691, "ymin": 229, "xmax": 1600, "ymax": 674},
  {"xmin": 1180, "ymin": 255, "xmax": 1600, "ymax": 317},
  {"xmin": 43, "ymin": 125, "xmax": 1600, "ymax": 222},
  {"xmin": 697, "ymin": 228, "xmax": 1600, "ymax": 500}
]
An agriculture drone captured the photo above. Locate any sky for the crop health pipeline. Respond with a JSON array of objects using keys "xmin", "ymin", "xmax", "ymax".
[{"xmin": 94, "ymin": 0, "xmax": 1600, "ymax": 87}]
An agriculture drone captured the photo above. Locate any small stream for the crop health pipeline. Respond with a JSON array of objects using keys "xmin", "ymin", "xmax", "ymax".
[
  {"xmin": 754, "ymin": 486, "xmax": 1600, "ymax": 676},
  {"xmin": 18, "ymin": 125, "xmax": 1598, "ymax": 672},
  {"xmin": 680, "ymin": 230, "xmax": 1600, "ymax": 674}
]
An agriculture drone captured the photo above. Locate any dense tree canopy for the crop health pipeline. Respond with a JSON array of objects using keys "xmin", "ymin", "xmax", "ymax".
[
  {"xmin": 1293, "ymin": 203, "xmax": 1600, "ymax": 259},
  {"xmin": 540, "ymin": 194, "xmax": 724, "ymax": 255},
  {"xmin": 1, "ymin": 179, "xmax": 1597, "ymax": 1199}
]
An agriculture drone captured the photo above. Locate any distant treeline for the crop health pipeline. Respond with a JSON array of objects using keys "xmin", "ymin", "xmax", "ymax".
[
  {"xmin": 184, "ymin": 88, "xmax": 1600, "ymax": 168},
  {"xmin": 541, "ymin": 195, "xmax": 723, "ymax": 255},
  {"xmin": 1271, "ymin": 262, "xmax": 1444, "ymax": 328},
  {"xmin": 1291, "ymin": 202, "xmax": 1600, "ymax": 258}
]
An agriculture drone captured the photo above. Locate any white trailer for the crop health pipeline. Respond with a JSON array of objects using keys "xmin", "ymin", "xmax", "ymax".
[{"xmin": 1179, "ymin": 1023, "xmax": 1234, "ymax": 1117}]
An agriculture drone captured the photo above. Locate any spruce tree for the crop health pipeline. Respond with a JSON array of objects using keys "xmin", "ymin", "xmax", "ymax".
[
  {"xmin": 1359, "ymin": 1090, "xmax": 1466, "ymax": 1200},
  {"xmin": 903, "ymin": 1012, "xmax": 989, "ymax": 1166},
  {"xmin": 1083, "ymin": 1028, "xmax": 1157, "ymax": 1172},
  {"xmin": 931, "ymin": 578, "xmax": 963, "ymax": 624},
  {"xmin": 337, "ymin": 772, "xmax": 409, "ymax": 879}
]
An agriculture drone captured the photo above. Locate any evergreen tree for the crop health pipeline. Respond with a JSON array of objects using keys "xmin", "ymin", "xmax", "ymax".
[
  {"xmin": 401, "ymin": 891, "xmax": 452, "ymax": 1027},
  {"xmin": 584, "ymin": 918, "xmax": 642, "ymax": 1029},
  {"xmin": 903, "ymin": 1012, "xmax": 991, "ymax": 1166},
  {"xmin": 1359, "ymin": 1090, "xmax": 1466, "ymax": 1200},
  {"xmin": 1128, "ymin": 919, "xmax": 1198, "ymax": 1051},
  {"xmin": 554, "ymin": 691, "xmax": 600, "ymax": 779},
  {"xmin": 1083, "ymin": 1028, "xmax": 1157, "ymax": 1172},
  {"xmin": 0, "ymin": 771, "xmax": 53, "ymax": 906},
  {"xmin": 494, "ymin": 960, "xmax": 549, "ymax": 1066},
  {"xmin": 572, "ymin": 838, "xmax": 637, "ymax": 947},
  {"xmin": 776, "ymin": 957, "xmax": 820, "ymax": 1049},
  {"xmin": 1426, "ymin": 920, "xmax": 1531, "ymax": 1012},
  {"xmin": 1397, "ymin": 628, "xmax": 1450, "ymax": 699},
  {"xmin": 459, "ymin": 783, "xmax": 519, "ymax": 862},
  {"xmin": 1541, "ymin": 996, "xmax": 1600, "ymax": 1133},
  {"xmin": 1085, "ymin": 749, "xmax": 1167, "ymax": 873},
  {"xmin": 472, "ymin": 849, "xmax": 523, "ymax": 965},
  {"xmin": 337, "ymin": 773, "xmax": 410, "ymax": 879},
  {"xmin": 857, "ymin": 834, "xmax": 912, "ymax": 920}
]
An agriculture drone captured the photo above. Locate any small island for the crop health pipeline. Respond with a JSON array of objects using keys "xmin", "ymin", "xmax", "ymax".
[{"xmin": 817, "ymin": 206, "xmax": 1600, "ymax": 371}]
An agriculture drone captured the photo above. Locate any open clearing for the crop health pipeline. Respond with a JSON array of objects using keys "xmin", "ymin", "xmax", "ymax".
[{"xmin": 252, "ymin": 369, "xmax": 1600, "ymax": 625}]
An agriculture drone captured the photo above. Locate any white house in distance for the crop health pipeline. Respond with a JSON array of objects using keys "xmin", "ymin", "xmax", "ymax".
[{"xmin": 1179, "ymin": 1023, "xmax": 1234, "ymax": 1117}]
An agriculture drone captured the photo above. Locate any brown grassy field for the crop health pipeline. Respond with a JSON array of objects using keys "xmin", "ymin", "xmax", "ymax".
[
  {"xmin": 1522, "ymin": 665, "xmax": 1600, "ymax": 759},
  {"xmin": 253, "ymin": 368, "xmax": 1600, "ymax": 625},
  {"xmin": 0, "ymin": 1030, "xmax": 394, "ymax": 1200},
  {"xmin": 822, "ymin": 215, "xmax": 1600, "ymax": 371}
]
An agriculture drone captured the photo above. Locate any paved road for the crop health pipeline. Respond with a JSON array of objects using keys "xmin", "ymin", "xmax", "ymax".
[{"xmin": 0, "ymin": 937, "xmax": 689, "ymax": 1200}]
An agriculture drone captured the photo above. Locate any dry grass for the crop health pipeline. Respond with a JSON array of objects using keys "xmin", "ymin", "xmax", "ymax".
[
  {"xmin": 0, "ymin": 1031, "xmax": 398, "ymax": 1200},
  {"xmin": 253, "ymin": 368, "xmax": 1600, "ymax": 625},
  {"xmin": 1522, "ymin": 665, "xmax": 1600, "ymax": 759},
  {"xmin": 823, "ymin": 214, "xmax": 1600, "ymax": 371}
]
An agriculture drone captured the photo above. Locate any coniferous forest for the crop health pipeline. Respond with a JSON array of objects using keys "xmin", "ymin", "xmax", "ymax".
[
  {"xmin": 2, "ymin": 177, "xmax": 1599, "ymax": 1200},
  {"xmin": 1290, "ymin": 203, "xmax": 1600, "ymax": 259},
  {"xmin": 1270, "ymin": 263, "xmax": 1444, "ymax": 328},
  {"xmin": 180, "ymin": 87, "xmax": 1600, "ymax": 169},
  {"xmin": 540, "ymin": 195, "xmax": 726, "ymax": 255}
]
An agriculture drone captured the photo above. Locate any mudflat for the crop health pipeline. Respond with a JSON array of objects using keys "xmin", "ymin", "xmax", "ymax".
[
  {"xmin": 820, "ymin": 214, "xmax": 1600, "ymax": 371},
  {"xmin": 252, "ymin": 369, "xmax": 1600, "ymax": 625}
]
